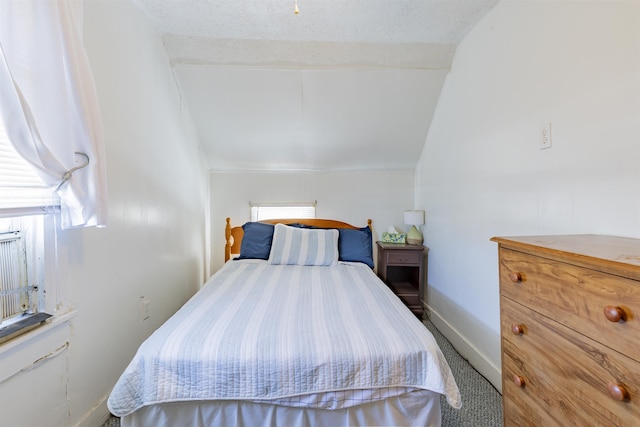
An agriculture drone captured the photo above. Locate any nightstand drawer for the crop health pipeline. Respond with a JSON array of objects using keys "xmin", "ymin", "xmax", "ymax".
[{"xmin": 386, "ymin": 252, "xmax": 420, "ymax": 265}]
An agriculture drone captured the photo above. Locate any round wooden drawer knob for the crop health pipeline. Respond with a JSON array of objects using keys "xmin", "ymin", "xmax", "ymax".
[
  {"xmin": 508, "ymin": 272, "xmax": 522, "ymax": 283},
  {"xmin": 512, "ymin": 375, "xmax": 526, "ymax": 388},
  {"xmin": 604, "ymin": 306, "xmax": 627, "ymax": 323},
  {"xmin": 511, "ymin": 324, "xmax": 524, "ymax": 335},
  {"xmin": 607, "ymin": 383, "xmax": 629, "ymax": 401}
]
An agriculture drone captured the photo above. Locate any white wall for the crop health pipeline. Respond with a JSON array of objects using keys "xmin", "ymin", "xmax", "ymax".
[
  {"xmin": 0, "ymin": 1, "xmax": 209, "ymax": 426},
  {"xmin": 210, "ymin": 171, "xmax": 414, "ymax": 273},
  {"xmin": 416, "ymin": 0, "xmax": 640, "ymax": 390}
]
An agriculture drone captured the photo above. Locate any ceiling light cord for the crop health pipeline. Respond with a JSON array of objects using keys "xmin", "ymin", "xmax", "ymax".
[{"xmin": 294, "ymin": 0, "xmax": 299, "ymax": 14}]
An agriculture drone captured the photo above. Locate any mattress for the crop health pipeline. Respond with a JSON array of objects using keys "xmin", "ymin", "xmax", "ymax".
[{"xmin": 108, "ymin": 259, "xmax": 461, "ymax": 417}]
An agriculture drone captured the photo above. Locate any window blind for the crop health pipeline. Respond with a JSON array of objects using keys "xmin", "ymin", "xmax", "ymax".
[
  {"xmin": 250, "ymin": 202, "xmax": 317, "ymax": 222},
  {"xmin": 0, "ymin": 124, "xmax": 57, "ymax": 216}
]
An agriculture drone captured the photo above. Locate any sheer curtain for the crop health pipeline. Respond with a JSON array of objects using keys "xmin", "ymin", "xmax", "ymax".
[{"xmin": 0, "ymin": 0, "xmax": 107, "ymax": 229}]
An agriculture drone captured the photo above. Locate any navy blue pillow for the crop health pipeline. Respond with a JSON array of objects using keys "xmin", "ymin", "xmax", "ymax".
[
  {"xmin": 338, "ymin": 227, "xmax": 374, "ymax": 268},
  {"xmin": 237, "ymin": 222, "xmax": 275, "ymax": 260}
]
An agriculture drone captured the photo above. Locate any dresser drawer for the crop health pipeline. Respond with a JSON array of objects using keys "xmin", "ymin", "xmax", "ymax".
[
  {"xmin": 501, "ymin": 299, "xmax": 640, "ymax": 426},
  {"xmin": 385, "ymin": 252, "xmax": 420, "ymax": 265},
  {"xmin": 499, "ymin": 247, "xmax": 640, "ymax": 362}
]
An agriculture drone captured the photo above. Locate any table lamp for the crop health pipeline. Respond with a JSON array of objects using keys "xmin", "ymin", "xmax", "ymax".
[{"xmin": 404, "ymin": 210, "xmax": 425, "ymax": 245}]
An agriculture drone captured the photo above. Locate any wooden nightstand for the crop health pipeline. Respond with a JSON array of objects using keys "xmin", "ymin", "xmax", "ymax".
[{"xmin": 376, "ymin": 241, "xmax": 426, "ymax": 319}]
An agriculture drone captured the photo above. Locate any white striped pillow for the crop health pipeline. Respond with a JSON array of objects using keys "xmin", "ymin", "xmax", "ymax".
[{"xmin": 268, "ymin": 223, "xmax": 339, "ymax": 266}]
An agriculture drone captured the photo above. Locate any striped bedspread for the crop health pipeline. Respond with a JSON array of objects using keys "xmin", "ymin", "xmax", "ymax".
[{"xmin": 108, "ymin": 260, "xmax": 461, "ymax": 417}]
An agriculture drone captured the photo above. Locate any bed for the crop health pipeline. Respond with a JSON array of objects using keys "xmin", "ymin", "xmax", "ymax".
[{"xmin": 108, "ymin": 218, "xmax": 461, "ymax": 427}]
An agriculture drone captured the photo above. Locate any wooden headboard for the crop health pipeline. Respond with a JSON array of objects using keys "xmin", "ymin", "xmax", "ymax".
[{"xmin": 225, "ymin": 218, "xmax": 373, "ymax": 262}]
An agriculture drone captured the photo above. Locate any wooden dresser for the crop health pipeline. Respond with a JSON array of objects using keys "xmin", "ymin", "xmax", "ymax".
[{"xmin": 491, "ymin": 235, "xmax": 640, "ymax": 426}]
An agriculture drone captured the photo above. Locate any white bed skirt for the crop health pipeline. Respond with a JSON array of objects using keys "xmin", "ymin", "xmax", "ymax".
[{"xmin": 120, "ymin": 389, "xmax": 442, "ymax": 427}]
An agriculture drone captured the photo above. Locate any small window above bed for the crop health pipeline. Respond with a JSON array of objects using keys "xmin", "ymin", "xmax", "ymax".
[{"xmin": 250, "ymin": 201, "xmax": 316, "ymax": 222}]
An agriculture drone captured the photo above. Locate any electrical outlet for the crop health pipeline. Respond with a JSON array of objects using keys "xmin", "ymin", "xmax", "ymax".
[
  {"xmin": 140, "ymin": 297, "xmax": 151, "ymax": 321},
  {"xmin": 541, "ymin": 123, "xmax": 552, "ymax": 150}
]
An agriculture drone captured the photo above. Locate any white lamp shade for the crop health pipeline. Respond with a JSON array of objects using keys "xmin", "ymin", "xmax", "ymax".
[{"xmin": 404, "ymin": 210, "xmax": 425, "ymax": 226}]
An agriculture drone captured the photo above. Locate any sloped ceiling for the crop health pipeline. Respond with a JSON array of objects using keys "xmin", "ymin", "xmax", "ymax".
[{"xmin": 132, "ymin": 0, "xmax": 498, "ymax": 171}]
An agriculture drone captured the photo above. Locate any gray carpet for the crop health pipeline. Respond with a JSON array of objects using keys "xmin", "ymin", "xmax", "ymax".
[
  {"xmin": 102, "ymin": 319, "xmax": 503, "ymax": 427},
  {"xmin": 423, "ymin": 319, "xmax": 503, "ymax": 427}
]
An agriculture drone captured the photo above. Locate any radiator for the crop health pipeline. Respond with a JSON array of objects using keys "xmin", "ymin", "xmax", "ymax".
[{"xmin": 0, "ymin": 231, "xmax": 30, "ymax": 321}]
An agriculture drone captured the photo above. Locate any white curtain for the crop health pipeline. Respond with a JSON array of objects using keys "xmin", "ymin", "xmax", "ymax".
[{"xmin": 0, "ymin": 0, "xmax": 107, "ymax": 229}]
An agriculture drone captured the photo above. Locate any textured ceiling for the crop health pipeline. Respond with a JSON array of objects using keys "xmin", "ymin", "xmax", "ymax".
[
  {"xmin": 132, "ymin": 0, "xmax": 498, "ymax": 171},
  {"xmin": 133, "ymin": 0, "xmax": 497, "ymax": 44}
]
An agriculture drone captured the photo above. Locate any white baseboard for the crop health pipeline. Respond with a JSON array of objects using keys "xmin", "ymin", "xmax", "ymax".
[
  {"xmin": 426, "ymin": 305, "xmax": 502, "ymax": 393},
  {"xmin": 75, "ymin": 390, "xmax": 111, "ymax": 427}
]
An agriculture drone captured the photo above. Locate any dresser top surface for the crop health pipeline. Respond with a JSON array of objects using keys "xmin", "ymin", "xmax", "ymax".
[{"xmin": 491, "ymin": 234, "xmax": 640, "ymax": 278}]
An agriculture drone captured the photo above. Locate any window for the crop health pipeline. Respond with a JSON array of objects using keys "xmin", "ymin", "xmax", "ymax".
[
  {"xmin": 0, "ymin": 122, "xmax": 56, "ymax": 342},
  {"xmin": 250, "ymin": 201, "xmax": 317, "ymax": 222},
  {"xmin": 0, "ymin": 127, "xmax": 57, "ymax": 215},
  {"xmin": 0, "ymin": 0, "xmax": 103, "ymax": 343}
]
